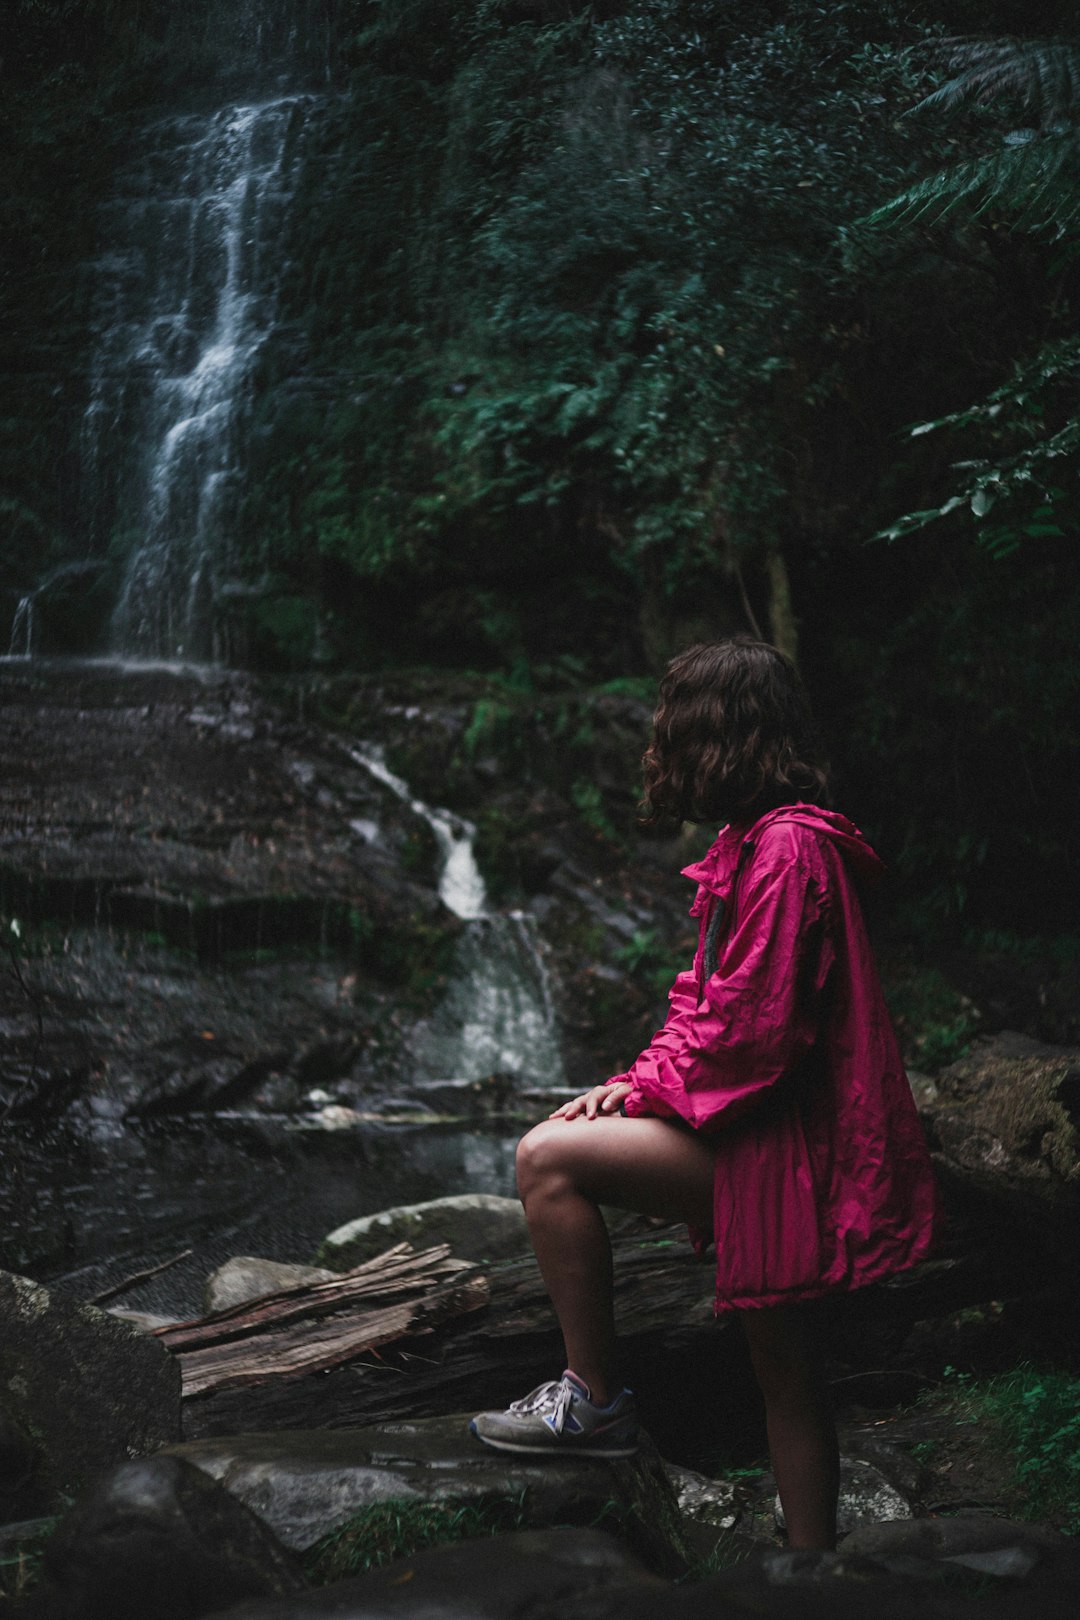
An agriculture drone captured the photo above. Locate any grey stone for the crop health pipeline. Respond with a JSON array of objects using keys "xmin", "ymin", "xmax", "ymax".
[
  {"xmin": 169, "ymin": 1414, "xmax": 690, "ymax": 1575},
  {"xmin": 945, "ymin": 1546, "xmax": 1039, "ymax": 1578},
  {"xmin": 199, "ymin": 1527, "xmax": 661, "ymax": 1619},
  {"xmin": 203, "ymin": 1257, "xmax": 338, "ymax": 1316},
  {"xmin": 838, "ymin": 1431, "xmax": 922, "ymax": 1499},
  {"xmin": 665, "ymin": 1463, "xmax": 739, "ymax": 1529},
  {"xmin": 775, "ymin": 1458, "xmax": 911, "ymax": 1536},
  {"xmin": 107, "ymin": 1308, "xmax": 182, "ymax": 1333},
  {"xmin": 37, "ymin": 1455, "xmax": 304, "ymax": 1620},
  {"xmin": 0, "ymin": 1268, "xmax": 180, "ymax": 1512},
  {"xmin": 840, "ymin": 1514, "xmax": 1070, "ymax": 1560},
  {"xmin": 314, "ymin": 1195, "xmax": 530, "ymax": 1270}
]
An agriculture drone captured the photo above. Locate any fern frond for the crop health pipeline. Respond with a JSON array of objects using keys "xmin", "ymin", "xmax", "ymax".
[
  {"xmin": 866, "ymin": 129, "xmax": 1080, "ymax": 234},
  {"xmin": 914, "ymin": 37, "xmax": 1080, "ymax": 127}
]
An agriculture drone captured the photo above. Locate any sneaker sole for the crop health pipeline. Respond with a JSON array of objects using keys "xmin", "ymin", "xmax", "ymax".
[{"xmin": 469, "ymin": 1424, "xmax": 639, "ymax": 1459}]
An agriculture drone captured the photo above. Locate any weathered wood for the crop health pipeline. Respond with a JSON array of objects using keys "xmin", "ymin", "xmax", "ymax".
[
  {"xmin": 158, "ymin": 1242, "xmax": 468, "ymax": 1351},
  {"xmin": 175, "ymin": 1274, "xmax": 490, "ymax": 1397},
  {"xmin": 156, "ymin": 1242, "xmax": 489, "ymax": 1398},
  {"xmin": 176, "ymin": 1220, "xmax": 1049, "ymax": 1467}
]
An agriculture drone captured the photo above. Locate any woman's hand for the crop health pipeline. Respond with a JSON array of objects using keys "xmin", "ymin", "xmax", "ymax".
[{"xmin": 549, "ymin": 1081, "xmax": 633, "ymax": 1121}]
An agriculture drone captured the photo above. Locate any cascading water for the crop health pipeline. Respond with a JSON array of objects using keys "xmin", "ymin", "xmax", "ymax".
[
  {"xmin": 83, "ymin": 25, "xmax": 324, "ymax": 661},
  {"xmin": 349, "ymin": 745, "xmax": 565, "ymax": 1090}
]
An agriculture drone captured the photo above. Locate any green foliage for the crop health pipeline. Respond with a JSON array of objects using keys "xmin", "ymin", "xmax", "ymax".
[
  {"xmin": 0, "ymin": 1518, "xmax": 55, "ymax": 1604},
  {"xmin": 866, "ymin": 30, "xmax": 1080, "ymax": 548},
  {"xmin": 932, "ymin": 1366, "xmax": 1080, "ymax": 1533},
  {"xmin": 616, "ymin": 927, "xmax": 689, "ymax": 999},
  {"xmin": 874, "ymin": 335, "xmax": 1080, "ymax": 546},
  {"xmin": 303, "ymin": 1495, "xmax": 528, "ymax": 1584},
  {"xmin": 570, "ymin": 778, "xmax": 623, "ymax": 845},
  {"xmin": 883, "ymin": 961, "xmax": 980, "ymax": 1069},
  {"xmin": 677, "ymin": 1529, "xmax": 756, "ymax": 1582}
]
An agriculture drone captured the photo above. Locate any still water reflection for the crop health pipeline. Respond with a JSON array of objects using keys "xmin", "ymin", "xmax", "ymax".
[{"xmin": 1, "ymin": 1118, "xmax": 520, "ymax": 1319}]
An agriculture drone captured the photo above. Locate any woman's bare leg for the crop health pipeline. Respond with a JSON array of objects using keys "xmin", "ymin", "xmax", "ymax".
[
  {"xmin": 741, "ymin": 1306, "xmax": 839, "ymax": 1550},
  {"xmin": 514, "ymin": 1115, "xmax": 716, "ymax": 1404}
]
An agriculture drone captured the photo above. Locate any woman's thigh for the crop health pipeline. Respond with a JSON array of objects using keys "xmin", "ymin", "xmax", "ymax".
[{"xmin": 516, "ymin": 1115, "xmax": 716, "ymax": 1228}]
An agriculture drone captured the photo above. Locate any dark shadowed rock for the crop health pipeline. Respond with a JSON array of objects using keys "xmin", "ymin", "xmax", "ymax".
[
  {"xmin": 840, "ymin": 1514, "xmax": 1072, "ymax": 1560},
  {"xmin": 922, "ymin": 1033, "xmax": 1080, "ymax": 1230},
  {"xmin": 169, "ymin": 1414, "xmax": 690, "ymax": 1575},
  {"xmin": 33, "ymin": 1455, "xmax": 304, "ymax": 1620},
  {"xmin": 201, "ymin": 1527, "xmax": 662, "ymax": 1620},
  {"xmin": 0, "ymin": 1269, "xmax": 180, "ymax": 1512}
]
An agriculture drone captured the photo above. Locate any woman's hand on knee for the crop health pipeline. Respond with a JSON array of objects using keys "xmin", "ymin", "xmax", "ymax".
[{"xmin": 549, "ymin": 1081, "xmax": 633, "ymax": 1120}]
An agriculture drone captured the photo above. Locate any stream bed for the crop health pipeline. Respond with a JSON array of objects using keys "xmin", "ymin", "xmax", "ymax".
[{"xmin": 1, "ymin": 1114, "xmax": 522, "ymax": 1320}]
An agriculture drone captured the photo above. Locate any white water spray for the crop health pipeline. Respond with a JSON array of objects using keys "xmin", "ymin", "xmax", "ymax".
[
  {"xmin": 84, "ymin": 91, "xmax": 323, "ymax": 660},
  {"xmin": 348, "ymin": 744, "xmax": 486, "ymax": 921},
  {"xmin": 348, "ymin": 743, "xmax": 564, "ymax": 1087}
]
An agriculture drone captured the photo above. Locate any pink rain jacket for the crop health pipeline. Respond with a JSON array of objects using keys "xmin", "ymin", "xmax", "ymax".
[{"xmin": 616, "ymin": 805, "xmax": 938, "ymax": 1311}]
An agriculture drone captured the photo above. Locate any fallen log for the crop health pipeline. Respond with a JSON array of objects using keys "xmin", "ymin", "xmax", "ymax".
[
  {"xmin": 173, "ymin": 1220, "xmax": 1054, "ymax": 1474},
  {"xmin": 155, "ymin": 1242, "xmax": 489, "ymax": 1398}
]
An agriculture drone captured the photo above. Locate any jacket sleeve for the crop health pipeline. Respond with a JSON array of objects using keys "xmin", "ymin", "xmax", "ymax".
[
  {"xmin": 604, "ymin": 969, "xmax": 699, "ymax": 1116},
  {"xmin": 622, "ymin": 852, "xmax": 834, "ymax": 1131}
]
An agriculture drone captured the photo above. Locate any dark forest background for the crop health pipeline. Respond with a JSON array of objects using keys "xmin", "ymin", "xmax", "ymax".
[{"xmin": 2, "ymin": 0, "xmax": 1078, "ymax": 1001}]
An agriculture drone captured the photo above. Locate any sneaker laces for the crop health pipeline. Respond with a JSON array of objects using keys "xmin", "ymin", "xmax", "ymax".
[{"xmin": 507, "ymin": 1378, "xmax": 576, "ymax": 1433}]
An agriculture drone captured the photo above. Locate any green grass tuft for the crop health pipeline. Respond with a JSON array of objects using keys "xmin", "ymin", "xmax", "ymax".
[{"xmin": 303, "ymin": 1495, "xmax": 529, "ymax": 1585}]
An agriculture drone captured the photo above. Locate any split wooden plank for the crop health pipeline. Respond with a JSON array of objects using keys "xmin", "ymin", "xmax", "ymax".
[
  {"xmin": 176, "ymin": 1273, "xmax": 489, "ymax": 1397},
  {"xmin": 153, "ymin": 1242, "xmax": 491, "ymax": 1399},
  {"xmin": 157, "ymin": 1242, "xmax": 467, "ymax": 1352}
]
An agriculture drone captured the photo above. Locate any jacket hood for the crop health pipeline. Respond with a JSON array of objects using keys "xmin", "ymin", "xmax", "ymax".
[{"xmin": 683, "ymin": 803, "xmax": 886, "ymax": 892}]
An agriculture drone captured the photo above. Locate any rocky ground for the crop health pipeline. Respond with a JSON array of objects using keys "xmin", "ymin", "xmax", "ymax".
[
  {"xmin": 0, "ymin": 660, "xmax": 692, "ymax": 1123},
  {"xmin": 3, "ymin": 659, "xmax": 1080, "ymax": 1617}
]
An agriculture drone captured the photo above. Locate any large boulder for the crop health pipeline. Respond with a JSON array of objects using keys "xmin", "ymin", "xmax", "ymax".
[
  {"xmin": 202, "ymin": 1527, "xmax": 662, "ymax": 1620},
  {"xmin": 31, "ymin": 1455, "xmax": 304, "ymax": 1620},
  {"xmin": 918, "ymin": 1033, "xmax": 1080, "ymax": 1292},
  {"xmin": 169, "ymin": 1414, "xmax": 690, "ymax": 1576},
  {"xmin": 313, "ymin": 1195, "xmax": 530, "ymax": 1270},
  {"xmin": 202, "ymin": 1525, "xmax": 1080, "ymax": 1620},
  {"xmin": 0, "ymin": 1269, "xmax": 180, "ymax": 1515}
]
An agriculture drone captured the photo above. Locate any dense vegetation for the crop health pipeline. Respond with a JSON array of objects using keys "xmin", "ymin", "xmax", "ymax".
[{"xmin": 2, "ymin": 0, "xmax": 1078, "ymax": 948}]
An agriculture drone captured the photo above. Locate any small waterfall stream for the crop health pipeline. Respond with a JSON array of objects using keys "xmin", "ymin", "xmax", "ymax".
[{"xmin": 349, "ymin": 744, "xmax": 565, "ymax": 1090}]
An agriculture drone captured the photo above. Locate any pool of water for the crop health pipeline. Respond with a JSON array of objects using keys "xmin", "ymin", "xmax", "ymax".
[{"xmin": 1, "ymin": 1115, "xmax": 521, "ymax": 1319}]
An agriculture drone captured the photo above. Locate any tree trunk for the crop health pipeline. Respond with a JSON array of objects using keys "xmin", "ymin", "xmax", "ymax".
[{"xmin": 765, "ymin": 545, "xmax": 798, "ymax": 665}]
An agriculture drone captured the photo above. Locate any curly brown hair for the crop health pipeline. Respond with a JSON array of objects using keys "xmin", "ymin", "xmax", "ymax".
[{"xmin": 641, "ymin": 638, "xmax": 831, "ymax": 825}]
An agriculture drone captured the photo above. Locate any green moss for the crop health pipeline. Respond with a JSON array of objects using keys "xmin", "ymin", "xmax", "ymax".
[{"xmin": 303, "ymin": 1496, "xmax": 528, "ymax": 1585}]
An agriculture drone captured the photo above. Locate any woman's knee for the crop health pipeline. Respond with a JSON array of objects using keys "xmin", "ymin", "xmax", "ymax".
[{"xmin": 515, "ymin": 1120, "xmax": 574, "ymax": 1201}]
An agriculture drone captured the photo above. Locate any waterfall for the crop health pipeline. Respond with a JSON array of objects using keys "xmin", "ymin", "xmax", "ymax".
[
  {"xmin": 7, "ymin": 596, "xmax": 34, "ymax": 659},
  {"xmin": 84, "ymin": 68, "xmax": 321, "ymax": 660},
  {"xmin": 349, "ymin": 745, "xmax": 565, "ymax": 1089}
]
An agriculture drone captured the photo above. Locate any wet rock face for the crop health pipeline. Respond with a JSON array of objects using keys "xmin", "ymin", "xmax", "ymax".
[
  {"xmin": 36, "ymin": 1455, "xmax": 304, "ymax": 1620},
  {"xmin": 0, "ymin": 663, "xmax": 464, "ymax": 1125},
  {"xmin": 0, "ymin": 663, "xmax": 688, "ymax": 1127},
  {"xmin": 0, "ymin": 1269, "xmax": 181, "ymax": 1514}
]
